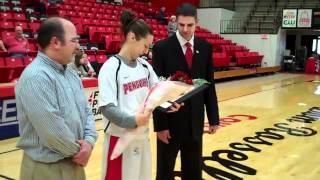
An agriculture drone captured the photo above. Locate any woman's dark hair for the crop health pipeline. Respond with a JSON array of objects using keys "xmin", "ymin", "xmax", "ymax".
[
  {"xmin": 120, "ymin": 10, "xmax": 153, "ymax": 41},
  {"xmin": 37, "ymin": 17, "xmax": 66, "ymax": 49},
  {"xmin": 176, "ymin": 3, "xmax": 197, "ymax": 18},
  {"xmin": 74, "ymin": 51, "xmax": 84, "ymax": 67}
]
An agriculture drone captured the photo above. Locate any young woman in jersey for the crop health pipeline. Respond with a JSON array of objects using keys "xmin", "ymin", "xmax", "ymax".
[{"xmin": 98, "ymin": 10, "xmax": 180, "ymax": 180}]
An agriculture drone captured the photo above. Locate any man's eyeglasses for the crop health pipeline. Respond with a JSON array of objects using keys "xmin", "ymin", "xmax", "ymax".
[{"xmin": 70, "ymin": 36, "xmax": 80, "ymax": 43}]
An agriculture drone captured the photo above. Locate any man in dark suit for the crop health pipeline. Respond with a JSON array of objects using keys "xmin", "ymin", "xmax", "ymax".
[{"xmin": 152, "ymin": 3, "xmax": 220, "ymax": 180}]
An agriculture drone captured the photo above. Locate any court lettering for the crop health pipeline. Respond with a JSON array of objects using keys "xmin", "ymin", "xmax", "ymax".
[
  {"xmin": 204, "ymin": 115, "xmax": 257, "ymax": 132},
  {"xmin": 0, "ymin": 99, "xmax": 17, "ymax": 124},
  {"xmin": 202, "ymin": 107, "xmax": 319, "ymax": 179}
]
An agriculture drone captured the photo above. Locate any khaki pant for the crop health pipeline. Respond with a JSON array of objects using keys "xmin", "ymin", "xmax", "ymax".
[{"xmin": 20, "ymin": 153, "xmax": 86, "ymax": 180}]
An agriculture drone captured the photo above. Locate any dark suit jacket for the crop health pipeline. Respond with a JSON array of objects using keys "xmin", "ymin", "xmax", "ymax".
[{"xmin": 152, "ymin": 34, "xmax": 219, "ymax": 141}]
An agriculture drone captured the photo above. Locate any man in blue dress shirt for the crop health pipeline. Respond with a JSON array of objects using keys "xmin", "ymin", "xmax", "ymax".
[{"xmin": 15, "ymin": 17, "xmax": 98, "ymax": 180}]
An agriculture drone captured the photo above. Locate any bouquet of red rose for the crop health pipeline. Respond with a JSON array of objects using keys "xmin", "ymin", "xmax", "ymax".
[
  {"xmin": 110, "ymin": 71, "xmax": 209, "ymax": 160},
  {"xmin": 143, "ymin": 71, "xmax": 209, "ymax": 112}
]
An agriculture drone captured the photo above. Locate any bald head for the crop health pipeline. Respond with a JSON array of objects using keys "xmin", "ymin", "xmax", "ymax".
[
  {"xmin": 37, "ymin": 17, "xmax": 79, "ymax": 65},
  {"xmin": 37, "ymin": 17, "xmax": 74, "ymax": 50}
]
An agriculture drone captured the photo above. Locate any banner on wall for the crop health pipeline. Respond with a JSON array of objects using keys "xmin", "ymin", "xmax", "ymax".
[
  {"xmin": 312, "ymin": 9, "xmax": 320, "ymax": 28},
  {"xmin": 84, "ymin": 87, "xmax": 102, "ymax": 121},
  {"xmin": 282, "ymin": 9, "xmax": 297, "ymax": 28},
  {"xmin": 297, "ymin": 9, "xmax": 312, "ymax": 28},
  {"xmin": 0, "ymin": 98, "xmax": 17, "ymax": 127},
  {"xmin": 0, "ymin": 87, "xmax": 102, "ymax": 140},
  {"xmin": 0, "ymin": 98, "xmax": 19, "ymax": 140}
]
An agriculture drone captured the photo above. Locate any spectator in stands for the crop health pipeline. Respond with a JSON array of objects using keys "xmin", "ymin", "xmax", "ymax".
[
  {"xmin": 15, "ymin": 17, "xmax": 97, "ymax": 180},
  {"xmin": 101, "ymin": 0, "xmax": 113, "ymax": 3},
  {"xmin": 152, "ymin": 3, "xmax": 219, "ymax": 180},
  {"xmin": 167, "ymin": 15, "xmax": 177, "ymax": 37},
  {"xmin": 2, "ymin": 25, "xmax": 29, "ymax": 58},
  {"xmin": 145, "ymin": 1, "xmax": 154, "ymax": 18},
  {"xmin": 0, "ymin": 40, "xmax": 5, "ymax": 52},
  {"xmin": 114, "ymin": 0, "xmax": 122, "ymax": 5},
  {"xmin": 35, "ymin": 0, "xmax": 47, "ymax": 18},
  {"xmin": 48, "ymin": 0, "xmax": 63, "ymax": 5},
  {"xmin": 70, "ymin": 51, "xmax": 96, "ymax": 77},
  {"xmin": 156, "ymin": 6, "xmax": 168, "ymax": 25}
]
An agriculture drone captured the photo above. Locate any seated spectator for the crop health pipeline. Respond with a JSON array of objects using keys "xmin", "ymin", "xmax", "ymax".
[
  {"xmin": 156, "ymin": 6, "xmax": 168, "ymax": 25},
  {"xmin": 48, "ymin": 0, "xmax": 63, "ymax": 5},
  {"xmin": 1, "ymin": 25, "xmax": 29, "ymax": 58},
  {"xmin": 167, "ymin": 15, "xmax": 177, "ymax": 37},
  {"xmin": 145, "ymin": 2, "xmax": 154, "ymax": 18},
  {"xmin": 0, "ymin": 40, "xmax": 5, "ymax": 52},
  {"xmin": 35, "ymin": 0, "xmax": 47, "ymax": 18},
  {"xmin": 101, "ymin": 0, "xmax": 113, "ymax": 3},
  {"xmin": 114, "ymin": 0, "xmax": 122, "ymax": 5},
  {"xmin": 70, "ymin": 51, "xmax": 96, "ymax": 77}
]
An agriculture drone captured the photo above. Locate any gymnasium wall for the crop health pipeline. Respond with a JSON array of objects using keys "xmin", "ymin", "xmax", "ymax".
[
  {"xmin": 198, "ymin": 8, "xmax": 235, "ymax": 34},
  {"xmin": 197, "ymin": 8, "xmax": 286, "ymax": 67},
  {"xmin": 222, "ymin": 30, "xmax": 286, "ymax": 67}
]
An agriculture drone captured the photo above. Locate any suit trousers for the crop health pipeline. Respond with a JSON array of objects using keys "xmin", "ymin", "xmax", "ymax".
[{"xmin": 156, "ymin": 137, "xmax": 203, "ymax": 180}]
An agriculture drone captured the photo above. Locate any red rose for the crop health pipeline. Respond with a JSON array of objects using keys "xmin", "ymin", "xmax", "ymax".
[
  {"xmin": 170, "ymin": 71, "xmax": 193, "ymax": 85},
  {"xmin": 186, "ymin": 79, "xmax": 193, "ymax": 85}
]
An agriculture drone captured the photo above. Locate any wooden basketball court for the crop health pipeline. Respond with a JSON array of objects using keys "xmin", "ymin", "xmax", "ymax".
[{"xmin": 0, "ymin": 73, "xmax": 319, "ymax": 180}]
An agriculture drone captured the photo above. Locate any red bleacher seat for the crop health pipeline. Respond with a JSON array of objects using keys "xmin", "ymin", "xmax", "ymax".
[
  {"xmin": 29, "ymin": 22, "xmax": 40, "ymax": 33},
  {"xmin": 105, "ymin": 34, "xmax": 122, "ymax": 53},
  {"xmin": 28, "ymin": 42, "xmax": 38, "ymax": 51},
  {"xmin": 247, "ymin": 52, "xmax": 263, "ymax": 64},
  {"xmin": 1, "ymin": 31, "xmax": 14, "ymax": 41},
  {"xmin": 75, "ymin": 23, "xmax": 84, "ymax": 35},
  {"xmin": 87, "ymin": 54, "xmax": 96, "ymax": 62},
  {"xmin": 27, "ymin": 51, "xmax": 37, "ymax": 57},
  {"xmin": 67, "ymin": 11, "xmax": 77, "ymax": 17},
  {"xmin": 13, "ymin": 13, "xmax": 26, "ymax": 21},
  {"xmin": 23, "ymin": 56, "xmax": 35, "ymax": 65},
  {"xmin": 62, "ymin": 4, "xmax": 72, "ymax": 10},
  {"xmin": 0, "ymin": 12, "xmax": 12, "ymax": 20},
  {"xmin": 101, "ymin": 14, "xmax": 112, "ymax": 20},
  {"xmin": 74, "ymin": 6, "xmax": 80, "ymax": 11},
  {"xmin": 0, "ymin": 51, "xmax": 8, "ymax": 58},
  {"xmin": 57, "ymin": 10, "xmax": 66, "ymax": 17},
  {"xmin": 82, "ymin": 18, "xmax": 91, "ymax": 27},
  {"xmin": 235, "ymin": 52, "xmax": 248, "ymax": 66},
  {"xmin": 70, "ymin": 17, "xmax": 82, "ymax": 25},
  {"xmin": 85, "ymin": 50, "xmax": 95, "ymax": 55},
  {"xmin": 96, "ymin": 50, "xmax": 106, "ymax": 55},
  {"xmin": 0, "ymin": 67, "xmax": 13, "ymax": 83},
  {"xmin": 0, "ymin": 21, "xmax": 14, "ymax": 30},
  {"xmin": 78, "ymin": 11, "xmax": 85, "ymax": 18},
  {"xmin": 98, "ymin": 8, "xmax": 105, "ymax": 14},
  {"xmin": 213, "ymin": 52, "xmax": 230, "ymax": 68},
  {"xmin": 0, "ymin": 57, "xmax": 5, "ymax": 67},
  {"xmin": 5, "ymin": 57, "xmax": 24, "ymax": 67},
  {"xmin": 86, "ymin": 10, "xmax": 94, "ymax": 19},
  {"xmin": 5, "ymin": 57, "xmax": 25, "ymax": 81},
  {"xmin": 96, "ymin": 54, "xmax": 108, "ymax": 64}
]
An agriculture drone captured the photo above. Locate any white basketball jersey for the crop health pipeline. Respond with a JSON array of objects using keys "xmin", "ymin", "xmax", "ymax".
[{"xmin": 98, "ymin": 56, "xmax": 159, "ymax": 138}]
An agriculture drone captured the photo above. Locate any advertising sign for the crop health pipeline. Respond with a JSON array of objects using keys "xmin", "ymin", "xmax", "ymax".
[
  {"xmin": 282, "ymin": 9, "xmax": 297, "ymax": 28},
  {"xmin": 297, "ymin": 9, "xmax": 312, "ymax": 28}
]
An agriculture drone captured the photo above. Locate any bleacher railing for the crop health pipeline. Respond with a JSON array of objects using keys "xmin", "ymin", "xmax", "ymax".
[
  {"xmin": 220, "ymin": 19, "xmax": 279, "ymax": 34},
  {"xmin": 199, "ymin": 0, "xmax": 235, "ymax": 11}
]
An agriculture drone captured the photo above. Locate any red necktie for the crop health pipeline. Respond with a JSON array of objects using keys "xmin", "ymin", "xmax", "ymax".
[{"xmin": 185, "ymin": 42, "xmax": 193, "ymax": 69}]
